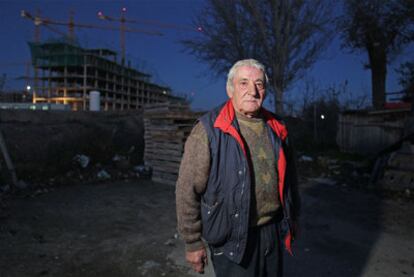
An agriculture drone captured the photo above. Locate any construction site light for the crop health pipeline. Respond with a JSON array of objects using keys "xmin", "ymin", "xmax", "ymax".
[{"xmin": 20, "ymin": 10, "xmax": 29, "ymax": 18}]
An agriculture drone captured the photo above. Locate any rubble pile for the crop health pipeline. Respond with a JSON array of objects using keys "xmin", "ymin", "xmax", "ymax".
[
  {"xmin": 375, "ymin": 141, "xmax": 414, "ymax": 191},
  {"xmin": 143, "ymin": 102, "xmax": 201, "ymax": 186}
]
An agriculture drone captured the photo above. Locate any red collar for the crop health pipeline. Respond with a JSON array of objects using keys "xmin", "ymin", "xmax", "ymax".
[
  {"xmin": 213, "ymin": 100, "xmax": 236, "ymax": 132},
  {"xmin": 214, "ymin": 100, "xmax": 287, "ymax": 141}
]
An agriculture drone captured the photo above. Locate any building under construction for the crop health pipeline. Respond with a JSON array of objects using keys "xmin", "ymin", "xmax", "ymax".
[{"xmin": 28, "ymin": 39, "xmax": 183, "ymax": 111}]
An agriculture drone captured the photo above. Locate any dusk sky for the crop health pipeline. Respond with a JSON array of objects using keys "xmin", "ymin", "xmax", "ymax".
[{"xmin": 0, "ymin": 0, "xmax": 412, "ymax": 111}]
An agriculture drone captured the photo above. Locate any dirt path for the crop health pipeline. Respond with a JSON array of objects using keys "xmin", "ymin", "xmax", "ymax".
[
  {"xmin": 285, "ymin": 181, "xmax": 414, "ymax": 277},
  {"xmin": 0, "ymin": 179, "xmax": 413, "ymax": 277},
  {"xmin": 0, "ymin": 180, "xmax": 192, "ymax": 277}
]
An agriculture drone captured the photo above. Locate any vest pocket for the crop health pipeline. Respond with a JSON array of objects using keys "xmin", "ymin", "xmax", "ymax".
[{"xmin": 201, "ymin": 198, "xmax": 231, "ymax": 245}]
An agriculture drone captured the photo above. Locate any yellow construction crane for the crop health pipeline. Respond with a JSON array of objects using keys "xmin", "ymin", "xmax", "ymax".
[
  {"xmin": 97, "ymin": 7, "xmax": 202, "ymax": 64},
  {"xmin": 20, "ymin": 9, "xmax": 163, "ymax": 55}
]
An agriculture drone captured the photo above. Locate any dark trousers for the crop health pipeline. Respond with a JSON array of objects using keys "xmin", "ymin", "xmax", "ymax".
[{"xmin": 210, "ymin": 221, "xmax": 283, "ymax": 277}]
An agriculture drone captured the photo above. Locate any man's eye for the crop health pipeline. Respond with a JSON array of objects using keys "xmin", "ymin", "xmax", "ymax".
[
  {"xmin": 240, "ymin": 81, "xmax": 248, "ymax": 87},
  {"xmin": 256, "ymin": 82, "xmax": 264, "ymax": 89}
]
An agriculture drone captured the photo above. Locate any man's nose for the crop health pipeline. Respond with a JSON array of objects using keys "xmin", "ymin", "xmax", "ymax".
[{"xmin": 246, "ymin": 82, "xmax": 258, "ymax": 96}]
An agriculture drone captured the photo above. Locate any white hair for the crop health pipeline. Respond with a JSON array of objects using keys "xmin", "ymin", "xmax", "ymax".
[{"xmin": 226, "ymin": 59, "xmax": 269, "ymax": 92}]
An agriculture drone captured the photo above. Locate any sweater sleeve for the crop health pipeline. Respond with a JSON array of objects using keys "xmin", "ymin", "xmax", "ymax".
[{"xmin": 176, "ymin": 121, "xmax": 210, "ymax": 252}]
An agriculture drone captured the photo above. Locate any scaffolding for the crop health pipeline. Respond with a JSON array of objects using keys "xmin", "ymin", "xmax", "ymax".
[{"xmin": 28, "ymin": 39, "xmax": 183, "ymax": 111}]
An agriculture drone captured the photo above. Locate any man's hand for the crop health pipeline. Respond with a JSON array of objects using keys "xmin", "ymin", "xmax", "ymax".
[{"xmin": 186, "ymin": 248, "xmax": 208, "ymax": 274}]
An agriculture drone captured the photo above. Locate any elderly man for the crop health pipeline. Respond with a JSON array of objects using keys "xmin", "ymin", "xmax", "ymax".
[{"xmin": 176, "ymin": 59, "xmax": 300, "ymax": 276}]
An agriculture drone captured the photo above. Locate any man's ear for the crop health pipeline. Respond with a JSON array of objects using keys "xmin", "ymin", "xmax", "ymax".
[{"xmin": 226, "ymin": 86, "xmax": 233, "ymax": 98}]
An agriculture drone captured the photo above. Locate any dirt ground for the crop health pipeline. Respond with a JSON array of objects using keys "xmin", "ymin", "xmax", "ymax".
[
  {"xmin": 0, "ymin": 180, "xmax": 191, "ymax": 277},
  {"xmin": 0, "ymin": 177, "xmax": 413, "ymax": 277}
]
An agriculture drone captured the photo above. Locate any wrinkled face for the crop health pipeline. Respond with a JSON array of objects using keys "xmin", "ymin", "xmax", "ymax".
[{"xmin": 227, "ymin": 65, "xmax": 266, "ymax": 117}]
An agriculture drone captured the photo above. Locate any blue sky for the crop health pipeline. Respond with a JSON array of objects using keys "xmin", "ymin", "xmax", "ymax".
[{"xmin": 0, "ymin": 0, "xmax": 412, "ymax": 112}]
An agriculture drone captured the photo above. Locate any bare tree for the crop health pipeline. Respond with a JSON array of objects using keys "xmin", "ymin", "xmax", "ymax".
[
  {"xmin": 338, "ymin": 0, "xmax": 414, "ymax": 110},
  {"xmin": 396, "ymin": 61, "xmax": 414, "ymax": 104},
  {"xmin": 397, "ymin": 62, "xmax": 414, "ymax": 93},
  {"xmin": 182, "ymin": 0, "xmax": 333, "ymax": 114}
]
